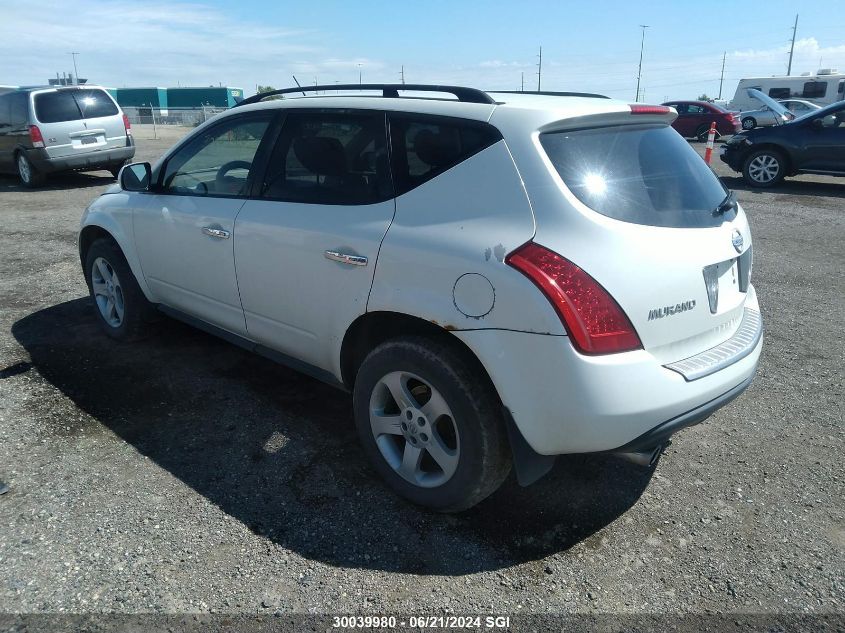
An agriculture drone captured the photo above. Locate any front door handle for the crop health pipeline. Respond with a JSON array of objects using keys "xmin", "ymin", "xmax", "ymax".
[
  {"xmin": 202, "ymin": 226, "xmax": 230, "ymax": 239},
  {"xmin": 324, "ymin": 250, "xmax": 368, "ymax": 266}
]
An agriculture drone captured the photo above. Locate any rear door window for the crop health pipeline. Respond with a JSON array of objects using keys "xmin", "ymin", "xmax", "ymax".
[
  {"xmin": 9, "ymin": 93, "xmax": 28, "ymax": 125},
  {"xmin": 261, "ymin": 111, "xmax": 392, "ymax": 205},
  {"xmin": 34, "ymin": 89, "xmax": 118, "ymax": 123},
  {"xmin": 540, "ymin": 124, "xmax": 730, "ymax": 229}
]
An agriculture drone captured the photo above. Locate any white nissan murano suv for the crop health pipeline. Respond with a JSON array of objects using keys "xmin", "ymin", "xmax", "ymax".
[{"xmin": 79, "ymin": 85, "xmax": 763, "ymax": 511}]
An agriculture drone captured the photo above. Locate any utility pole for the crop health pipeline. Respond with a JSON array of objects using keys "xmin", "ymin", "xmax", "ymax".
[
  {"xmin": 635, "ymin": 25, "xmax": 649, "ymax": 102},
  {"xmin": 537, "ymin": 46, "xmax": 542, "ymax": 92},
  {"xmin": 521, "ymin": 71, "xmax": 524, "ymax": 92},
  {"xmin": 400, "ymin": 65, "xmax": 405, "ymax": 85},
  {"xmin": 358, "ymin": 63, "xmax": 363, "ymax": 86},
  {"xmin": 787, "ymin": 14, "xmax": 798, "ymax": 75},
  {"xmin": 718, "ymin": 51, "xmax": 726, "ymax": 100},
  {"xmin": 68, "ymin": 52, "xmax": 80, "ymax": 85}
]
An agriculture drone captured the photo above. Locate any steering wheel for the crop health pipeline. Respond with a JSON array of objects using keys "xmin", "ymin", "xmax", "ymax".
[
  {"xmin": 216, "ymin": 160, "xmax": 252, "ymax": 181},
  {"xmin": 215, "ymin": 160, "xmax": 252, "ymax": 194}
]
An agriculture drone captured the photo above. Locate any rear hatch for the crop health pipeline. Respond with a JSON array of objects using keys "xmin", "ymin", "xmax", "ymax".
[
  {"xmin": 32, "ymin": 88, "xmax": 127, "ymax": 158},
  {"xmin": 534, "ymin": 115, "xmax": 753, "ymax": 363}
]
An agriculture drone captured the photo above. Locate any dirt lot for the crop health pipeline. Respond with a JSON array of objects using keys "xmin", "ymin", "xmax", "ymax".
[{"xmin": 0, "ymin": 125, "xmax": 842, "ymax": 627}]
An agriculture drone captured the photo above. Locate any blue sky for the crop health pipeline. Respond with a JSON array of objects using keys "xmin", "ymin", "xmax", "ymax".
[{"xmin": 2, "ymin": 0, "xmax": 844, "ymax": 103}]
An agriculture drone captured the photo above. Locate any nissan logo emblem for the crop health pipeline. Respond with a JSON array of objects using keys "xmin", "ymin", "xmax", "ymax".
[{"xmin": 731, "ymin": 229, "xmax": 744, "ymax": 253}]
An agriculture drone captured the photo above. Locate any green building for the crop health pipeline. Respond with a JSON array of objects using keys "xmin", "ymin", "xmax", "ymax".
[
  {"xmin": 110, "ymin": 86, "xmax": 243, "ymax": 111},
  {"xmin": 108, "ymin": 87, "xmax": 168, "ymax": 109},
  {"xmin": 165, "ymin": 87, "xmax": 243, "ymax": 108}
]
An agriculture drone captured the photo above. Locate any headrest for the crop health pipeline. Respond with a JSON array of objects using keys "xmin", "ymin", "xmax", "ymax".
[
  {"xmin": 413, "ymin": 129, "xmax": 461, "ymax": 168},
  {"xmin": 293, "ymin": 136, "xmax": 347, "ymax": 177}
]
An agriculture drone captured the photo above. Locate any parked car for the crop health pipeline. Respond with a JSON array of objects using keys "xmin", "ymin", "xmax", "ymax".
[
  {"xmin": 739, "ymin": 99, "xmax": 821, "ymax": 129},
  {"xmin": 0, "ymin": 86, "xmax": 134, "ymax": 187},
  {"xmin": 722, "ymin": 95, "xmax": 845, "ymax": 187},
  {"xmin": 79, "ymin": 84, "xmax": 762, "ymax": 511},
  {"xmin": 661, "ymin": 100, "xmax": 742, "ymax": 140}
]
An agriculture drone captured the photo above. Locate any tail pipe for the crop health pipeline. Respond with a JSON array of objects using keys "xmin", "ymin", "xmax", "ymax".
[{"xmin": 616, "ymin": 443, "xmax": 667, "ymax": 468}]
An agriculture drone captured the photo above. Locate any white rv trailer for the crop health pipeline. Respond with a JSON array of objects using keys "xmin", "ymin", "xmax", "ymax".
[{"xmin": 728, "ymin": 69, "xmax": 845, "ymax": 111}]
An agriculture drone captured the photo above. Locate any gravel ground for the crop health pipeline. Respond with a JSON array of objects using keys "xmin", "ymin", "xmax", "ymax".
[{"xmin": 0, "ymin": 125, "xmax": 842, "ymax": 626}]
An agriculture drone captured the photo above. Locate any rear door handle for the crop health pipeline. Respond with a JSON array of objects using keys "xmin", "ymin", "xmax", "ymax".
[
  {"xmin": 202, "ymin": 227, "xmax": 230, "ymax": 239},
  {"xmin": 324, "ymin": 250, "xmax": 368, "ymax": 266}
]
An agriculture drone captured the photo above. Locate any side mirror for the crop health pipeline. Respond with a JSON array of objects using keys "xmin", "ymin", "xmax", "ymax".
[
  {"xmin": 810, "ymin": 118, "xmax": 824, "ymax": 130},
  {"xmin": 120, "ymin": 162, "xmax": 152, "ymax": 191}
]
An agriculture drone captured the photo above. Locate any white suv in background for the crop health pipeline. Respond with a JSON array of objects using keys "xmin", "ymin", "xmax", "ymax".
[{"xmin": 79, "ymin": 85, "xmax": 762, "ymax": 512}]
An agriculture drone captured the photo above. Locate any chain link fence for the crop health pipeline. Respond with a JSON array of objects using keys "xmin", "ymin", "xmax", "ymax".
[{"xmin": 123, "ymin": 106, "xmax": 228, "ymax": 128}]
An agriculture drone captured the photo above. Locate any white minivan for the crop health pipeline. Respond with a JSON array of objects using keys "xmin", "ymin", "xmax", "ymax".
[
  {"xmin": 79, "ymin": 85, "xmax": 762, "ymax": 511},
  {"xmin": 0, "ymin": 86, "xmax": 134, "ymax": 187}
]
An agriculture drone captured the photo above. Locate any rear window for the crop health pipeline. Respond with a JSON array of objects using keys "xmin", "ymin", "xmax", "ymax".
[
  {"xmin": 540, "ymin": 124, "xmax": 730, "ymax": 229},
  {"xmin": 34, "ymin": 89, "xmax": 118, "ymax": 123}
]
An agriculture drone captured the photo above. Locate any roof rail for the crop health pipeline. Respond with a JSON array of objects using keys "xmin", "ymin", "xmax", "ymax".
[
  {"xmin": 493, "ymin": 90, "xmax": 611, "ymax": 99},
  {"xmin": 236, "ymin": 83, "xmax": 497, "ymax": 107}
]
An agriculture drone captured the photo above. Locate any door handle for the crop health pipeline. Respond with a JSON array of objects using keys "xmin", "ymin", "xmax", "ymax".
[
  {"xmin": 324, "ymin": 250, "xmax": 368, "ymax": 266},
  {"xmin": 202, "ymin": 227, "xmax": 230, "ymax": 239}
]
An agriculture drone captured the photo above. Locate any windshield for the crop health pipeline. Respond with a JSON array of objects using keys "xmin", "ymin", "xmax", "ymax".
[
  {"xmin": 540, "ymin": 124, "xmax": 731, "ymax": 229},
  {"xmin": 790, "ymin": 100, "xmax": 845, "ymax": 123}
]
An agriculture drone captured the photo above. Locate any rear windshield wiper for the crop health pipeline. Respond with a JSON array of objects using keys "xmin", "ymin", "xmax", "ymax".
[{"xmin": 714, "ymin": 190, "xmax": 737, "ymax": 216}]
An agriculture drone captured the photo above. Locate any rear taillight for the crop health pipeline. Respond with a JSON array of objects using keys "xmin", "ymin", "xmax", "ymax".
[
  {"xmin": 28, "ymin": 125, "xmax": 44, "ymax": 148},
  {"xmin": 506, "ymin": 242, "xmax": 642, "ymax": 355},
  {"xmin": 122, "ymin": 113, "xmax": 131, "ymax": 134},
  {"xmin": 629, "ymin": 104, "xmax": 671, "ymax": 115}
]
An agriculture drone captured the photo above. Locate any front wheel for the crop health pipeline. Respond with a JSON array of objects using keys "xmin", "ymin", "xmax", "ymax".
[
  {"xmin": 743, "ymin": 149, "xmax": 786, "ymax": 188},
  {"xmin": 741, "ymin": 117, "xmax": 756, "ymax": 130},
  {"xmin": 353, "ymin": 337, "xmax": 511, "ymax": 512},
  {"xmin": 84, "ymin": 238, "xmax": 156, "ymax": 340}
]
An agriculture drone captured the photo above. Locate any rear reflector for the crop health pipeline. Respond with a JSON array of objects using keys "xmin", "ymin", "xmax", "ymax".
[
  {"xmin": 28, "ymin": 125, "xmax": 45, "ymax": 148},
  {"xmin": 506, "ymin": 242, "xmax": 642, "ymax": 355},
  {"xmin": 629, "ymin": 104, "xmax": 671, "ymax": 115},
  {"xmin": 122, "ymin": 113, "xmax": 131, "ymax": 133}
]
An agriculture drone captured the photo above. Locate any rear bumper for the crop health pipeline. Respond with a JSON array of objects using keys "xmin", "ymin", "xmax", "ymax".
[
  {"xmin": 613, "ymin": 372, "xmax": 754, "ymax": 452},
  {"xmin": 454, "ymin": 289, "xmax": 763, "ymax": 455},
  {"xmin": 27, "ymin": 139, "xmax": 135, "ymax": 173}
]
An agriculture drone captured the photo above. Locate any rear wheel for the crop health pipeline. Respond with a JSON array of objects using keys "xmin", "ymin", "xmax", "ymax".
[
  {"xmin": 17, "ymin": 152, "xmax": 45, "ymax": 188},
  {"xmin": 108, "ymin": 162, "xmax": 126, "ymax": 179},
  {"xmin": 84, "ymin": 238, "xmax": 156, "ymax": 340},
  {"xmin": 743, "ymin": 148, "xmax": 786, "ymax": 187},
  {"xmin": 741, "ymin": 117, "xmax": 756, "ymax": 130},
  {"xmin": 353, "ymin": 337, "xmax": 511, "ymax": 512}
]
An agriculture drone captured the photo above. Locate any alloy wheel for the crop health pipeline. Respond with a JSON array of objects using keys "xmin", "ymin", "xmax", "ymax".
[
  {"xmin": 17, "ymin": 154, "xmax": 31, "ymax": 184},
  {"xmin": 368, "ymin": 371, "xmax": 460, "ymax": 488},
  {"xmin": 747, "ymin": 154, "xmax": 780, "ymax": 184},
  {"xmin": 91, "ymin": 257, "xmax": 125, "ymax": 327}
]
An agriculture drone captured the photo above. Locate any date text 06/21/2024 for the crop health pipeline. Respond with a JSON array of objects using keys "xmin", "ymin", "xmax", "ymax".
[{"xmin": 332, "ymin": 615, "xmax": 512, "ymax": 629}]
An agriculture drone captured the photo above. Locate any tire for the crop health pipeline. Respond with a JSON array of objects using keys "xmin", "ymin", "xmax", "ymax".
[
  {"xmin": 16, "ymin": 151, "xmax": 45, "ymax": 188},
  {"xmin": 108, "ymin": 162, "xmax": 126, "ymax": 180},
  {"xmin": 741, "ymin": 117, "xmax": 756, "ymax": 130},
  {"xmin": 695, "ymin": 124, "xmax": 710, "ymax": 142},
  {"xmin": 84, "ymin": 237, "xmax": 157, "ymax": 341},
  {"xmin": 353, "ymin": 337, "xmax": 511, "ymax": 512},
  {"xmin": 742, "ymin": 148, "xmax": 786, "ymax": 188}
]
